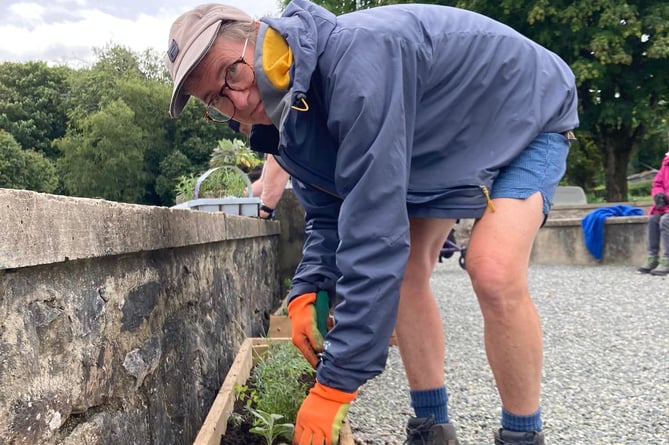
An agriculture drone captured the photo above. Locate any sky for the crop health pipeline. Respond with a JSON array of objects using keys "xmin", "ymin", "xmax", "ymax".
[{"xmin": 0, "ymin": 0, "xmax": 282, "ymax": 67}]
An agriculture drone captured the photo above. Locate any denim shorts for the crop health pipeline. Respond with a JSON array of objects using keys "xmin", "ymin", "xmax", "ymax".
[{"xmin": 491, "ymin": 132, "xmax": 571, "ymax": 214}]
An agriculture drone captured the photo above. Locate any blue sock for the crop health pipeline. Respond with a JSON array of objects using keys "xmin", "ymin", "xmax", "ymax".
[
  {"xmin": 501, "ymin": 407, "xmax": 543, "ymax": 432},
  {"xmin": 410, "ymin": 386, "xmax": 449, "ymax": 424}
]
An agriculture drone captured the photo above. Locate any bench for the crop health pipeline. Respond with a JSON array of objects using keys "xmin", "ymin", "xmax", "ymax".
[{"xmin": 553, "ymin": 186, "xmax": 587, "ymax": 205}]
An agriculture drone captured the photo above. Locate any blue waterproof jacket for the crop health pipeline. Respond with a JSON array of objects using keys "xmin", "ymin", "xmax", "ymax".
[{"xmin": 254, "ymin": 0, "xmax": 579, "ymax": 392}]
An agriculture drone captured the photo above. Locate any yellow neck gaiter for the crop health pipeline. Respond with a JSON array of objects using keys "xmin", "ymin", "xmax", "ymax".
[{"xmin": 262, "ymin": 28, "xmax": 293, "ymax": 90}]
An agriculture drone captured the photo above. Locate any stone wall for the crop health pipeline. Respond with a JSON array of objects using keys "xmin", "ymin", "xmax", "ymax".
[
  {"xmin": 275, "ymin": 187, "xmax": 306, "ymax": 299},
  {"xmin": 535, "ymin": 203, "xmax": 650, "ymax": 265},
  {"xmin": 531, "ymin": 215, "xmax": 648, "ymax": 265},
  {"xmin": 0, "ymin": 189, "xmax": 282, "ymax": 445},
  {"xmin": 432, "ymin": 204, "xmax": 650, "ymax": 266},
  {"xmin": 548, "ymin": 202, "xmax": 651, "ymax": 220}
]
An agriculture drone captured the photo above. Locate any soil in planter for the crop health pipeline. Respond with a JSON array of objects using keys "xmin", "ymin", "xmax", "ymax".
[{"xmin": 219, "ymin": 397, "xmax": 273, "ymax": 445}]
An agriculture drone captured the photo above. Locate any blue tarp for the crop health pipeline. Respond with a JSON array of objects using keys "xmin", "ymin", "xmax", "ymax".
[{"xmin": 581, "ymin": 205, "xmax": 644, "ymax": 261}]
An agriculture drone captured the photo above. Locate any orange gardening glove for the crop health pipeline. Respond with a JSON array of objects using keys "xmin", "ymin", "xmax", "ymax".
[
  {"xmin": 287, "ymin": 292, "xmax": 323, "ymax": 368},
  {"xmin": 293, "ymin": 381, "xmax": 357, "ymax": 445}
]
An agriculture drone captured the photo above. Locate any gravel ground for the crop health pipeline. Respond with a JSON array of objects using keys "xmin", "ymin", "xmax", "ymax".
[{"xmin": 347, "ymin": 260, "xmax": 669, "ymax": 444}]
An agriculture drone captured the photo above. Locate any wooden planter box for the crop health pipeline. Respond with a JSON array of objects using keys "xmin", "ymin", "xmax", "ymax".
[
  {"xmin": 269, "ymin": 315, "xmax": 398, "ymax": 346},
  {"xmin": 193, "ymin": 337, "xmax": 354, "ymax": 445}
]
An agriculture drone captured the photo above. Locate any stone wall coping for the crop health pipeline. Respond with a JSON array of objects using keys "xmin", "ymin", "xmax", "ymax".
[
  {"xmin": 0, "ymin": 188, "xmax": 279, "ymax": 270},
  {"xmin": 544, "ymin": 214, "xmax": 648, "ymax": 227},
  {"xmin": 552, "ymin": 201, "xmax": 651, "ymax": 210}
]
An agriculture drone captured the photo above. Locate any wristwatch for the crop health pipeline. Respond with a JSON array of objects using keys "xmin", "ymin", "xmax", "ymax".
[{"xmin": 259, "ymin": 203, "xmax": 276, "ymax": 220}]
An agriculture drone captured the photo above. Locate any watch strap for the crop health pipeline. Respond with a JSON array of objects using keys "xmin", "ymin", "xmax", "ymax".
[{"xmin": 259, "ymin": 204, "xmax": 275, "ymax": 220}]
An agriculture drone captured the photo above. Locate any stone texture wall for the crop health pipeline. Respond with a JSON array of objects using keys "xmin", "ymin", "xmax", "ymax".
[
  {"xmin": 531, "ymin": 215, "xmax": 648, "ymax": 265},
  {"xmin": 0, "ymin": 189, "xmax": 282, "ymax": 445},
  {"xmin": 548, "ymin": 202, "xmax": 651, "ymax": 220},
  {"xmin": 275, "ymin": 187, "xmax": 306, "ymax": 299}
]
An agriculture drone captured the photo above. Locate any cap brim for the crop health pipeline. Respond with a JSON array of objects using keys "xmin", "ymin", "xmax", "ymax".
[{"xmin": 169, "ymin": 21, "xmax": 220, "ymax": 118}]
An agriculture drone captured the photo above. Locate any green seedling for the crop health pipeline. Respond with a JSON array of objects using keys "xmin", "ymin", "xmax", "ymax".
[{"xmin": 247, "ymin": 407, "xmax": 294, "ymax": 445}]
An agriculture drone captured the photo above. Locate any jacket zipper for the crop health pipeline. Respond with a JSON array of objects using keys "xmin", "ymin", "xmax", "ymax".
[{"xmin": 480, "ymin": 185, "xmax": 496, "ymax": 212}]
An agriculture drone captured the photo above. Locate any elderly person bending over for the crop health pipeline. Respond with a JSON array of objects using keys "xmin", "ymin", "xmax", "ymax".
[{"xmin": 164, "ymin": 1, "xmax": 578, "ymax": 444}]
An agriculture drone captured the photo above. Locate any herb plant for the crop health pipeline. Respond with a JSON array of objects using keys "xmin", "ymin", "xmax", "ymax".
[
  {"xmin": 247, "ymin": 408, "xmax": 294, "ymax": 445},
  {"xmin": 250, "ymin": 341, "xmax": 315, "ymax": 422},
  {"xmin": 233, "ymin": 341, "xmax": 315, "ymax": 444}
]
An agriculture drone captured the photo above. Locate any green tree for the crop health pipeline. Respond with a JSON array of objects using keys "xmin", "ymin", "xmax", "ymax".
[
  {"xmin": 65, "ymin": 45, "xmax": 149, "ymax": 124},
  {"xmin": 452, "ymin": 0, "xmax": 669, "ymax": 201},
  {"xmin": 55, "ymin": 100, "xmax": 149, "ymax": 203},
  {"xmin": 0, "ymin": 130, "xmax": 58, "ymax": 192},
  {"xmin": 0, "ymin": 61, "xmax": 71, "ymax": 159},
  {"xmin": 0, "ymin": 45, "xmax": 241, "ymax": 206},
  {"xmin": 281, "ymin": 0, "xmax": 403, "ymax": 14},
  {"xmin": 631, "ymin": 118, "xmax": 669, "ymax": 172},
  {"xmin": 114, "ymin": 76, "xmax": 173, "ymax": 203},
  {"xmin": 155, "ymin": 150, "xmax": 194, "ymax": 205},
  {"xmin": 561, "ymin": 136, "xmax": 604, "ymax": 192},
  {"xmin": 63, "ymin": 44, "xmax": 234, "ymax": 205}
]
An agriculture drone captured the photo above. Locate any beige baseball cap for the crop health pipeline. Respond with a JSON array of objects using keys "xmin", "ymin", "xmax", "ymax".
[{"xmin": 165, "ymin": 3, "xmax": 253, "ymax": 118}]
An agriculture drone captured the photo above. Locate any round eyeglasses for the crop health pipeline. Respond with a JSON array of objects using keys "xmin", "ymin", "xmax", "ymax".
[{"xmin": 205, "ymin": 38, "xmax": 256, "ymax": 123}]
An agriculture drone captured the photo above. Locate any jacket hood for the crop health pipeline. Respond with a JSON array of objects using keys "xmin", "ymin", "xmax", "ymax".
[{"xmin": 256, "ymin": 0, "xmax": 335, "ymax": 127}]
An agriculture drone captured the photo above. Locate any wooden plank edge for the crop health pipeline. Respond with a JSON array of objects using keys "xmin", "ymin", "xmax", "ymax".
[
  {"xmin": 269, "ymin": 315, "xmax": 398, "ymax": 346},
  {"xmin": 268, "ymin": 315, "xmax": 292, "ymax": 338},
  {"xmin": 193, "ymin": 338, "xmax": 254, "ymax": 445},
  {"xmin": 340, "ymin": 418, "xmax": 354, "ymax": 445}
]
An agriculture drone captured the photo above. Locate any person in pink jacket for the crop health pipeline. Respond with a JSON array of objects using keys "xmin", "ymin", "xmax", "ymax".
[{"xmin": 638, "ymin": 153, "xmax": 669, "ymax": 275}]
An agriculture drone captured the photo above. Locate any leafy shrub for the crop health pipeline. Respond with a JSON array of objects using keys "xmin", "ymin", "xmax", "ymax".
[
  {"xmin": 210, "ymin": 138, "xmax": 262, "ymax": 171},
  {"xmin": 250, "ymin": 341, "xmax": 314, "ymax": 423},
  {"xmin": 627, "ymin": 179, "xmax": 652, "ymax": 199},
  {"xmin": 174, "ymin": 137, "xmax": 262, "ymax": 200},
  {"xmin": 234, "ymin": 341, "xmax": 315, "ymax": 444}
]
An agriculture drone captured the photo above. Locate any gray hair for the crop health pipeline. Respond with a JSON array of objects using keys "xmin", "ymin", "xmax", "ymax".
[{"xmin": 218, "ymin": 20, "xmax": 257, "ymax": 46}]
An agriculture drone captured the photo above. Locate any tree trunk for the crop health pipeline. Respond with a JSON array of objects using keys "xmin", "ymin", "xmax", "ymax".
[{"xmin": 601, "ymin": 131, "xmax": 634, "ymax": 202}]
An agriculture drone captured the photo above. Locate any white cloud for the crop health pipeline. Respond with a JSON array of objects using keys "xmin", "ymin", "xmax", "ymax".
[
  {"xmin": 0, "ymin": 0, "xmax": 281, "ymax": 65},
  {"xmin": 8, "ymin": 2, "xmax": 46, "ymax": 22},
  {"xmin": 9, "ymin": 3, "xmax": 44, "ymax": 19},
  {"xmin": 5, "ymin": 2, "xmax": 47, "ymax": 31}
]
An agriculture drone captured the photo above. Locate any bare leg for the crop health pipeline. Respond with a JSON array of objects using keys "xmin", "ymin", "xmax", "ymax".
[
  {"xmin": 466, "ymin": 193, "xmax": 545, "ymax": 414},
  {"xmin": 396, "ymin": 217, "xmax": 455, "ymax": 389}
]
